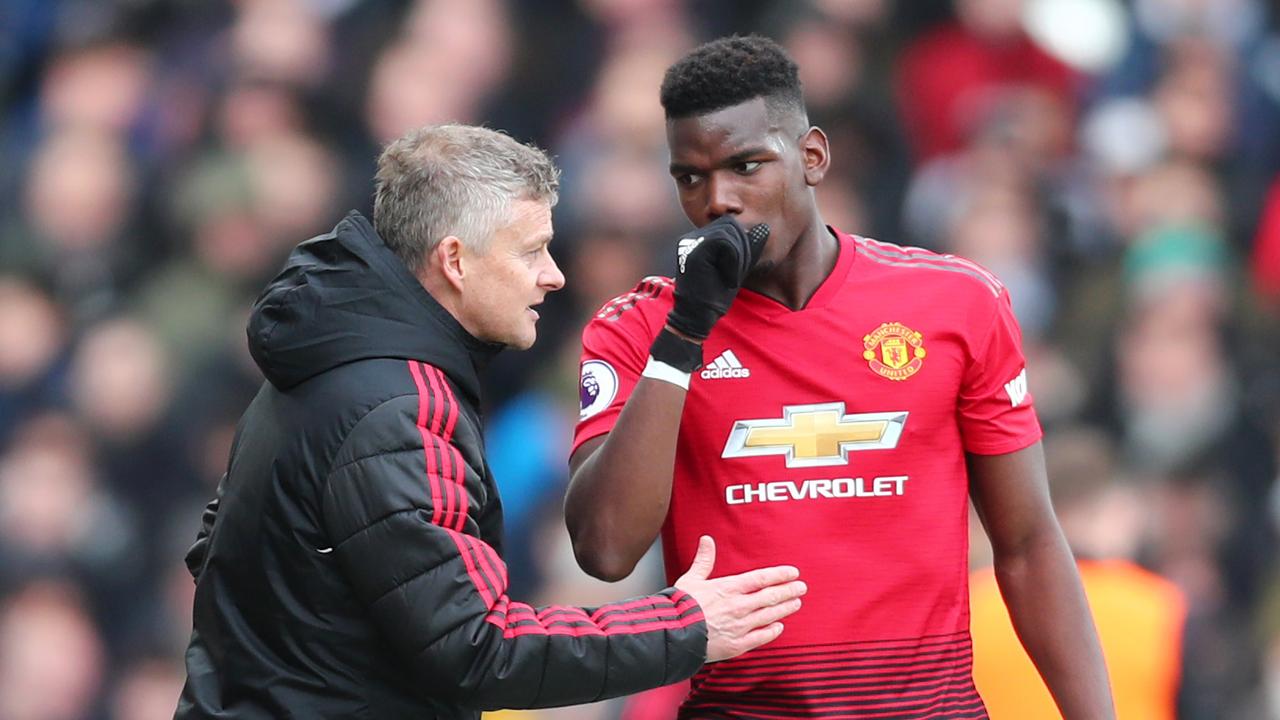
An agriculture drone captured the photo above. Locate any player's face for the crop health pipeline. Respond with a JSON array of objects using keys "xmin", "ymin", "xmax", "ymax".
[
  {"xmin": 458, "ymin": 199, "xmax": 564, "ymax": 350},
  {"xmin": 666, "ymin": 97, "xmax": 826, "ymax": 274}
]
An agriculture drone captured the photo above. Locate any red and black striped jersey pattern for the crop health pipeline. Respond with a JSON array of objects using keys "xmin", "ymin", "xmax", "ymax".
[{"xmin": 681, "ymin": 632, "xmax": 986, "ymax": 719}]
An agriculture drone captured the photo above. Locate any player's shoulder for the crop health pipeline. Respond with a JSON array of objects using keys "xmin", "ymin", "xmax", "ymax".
[
  {"xmin": 850, "ymin": 234, "xmax": 1006, "ymax": 300},
  {"xmin": 589, "ymin": 275, "xmax": 675, "ymax": 325}
]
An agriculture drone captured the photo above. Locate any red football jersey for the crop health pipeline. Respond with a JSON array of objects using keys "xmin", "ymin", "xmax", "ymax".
[{"xmin": 574, "ymin": 229, "xmax": 1041, "ymax": 719}]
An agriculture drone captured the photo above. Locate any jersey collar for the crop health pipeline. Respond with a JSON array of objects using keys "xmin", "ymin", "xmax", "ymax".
[{"xmin": 734, "ymin": 226, "xmax": 856, "ymax": 318}]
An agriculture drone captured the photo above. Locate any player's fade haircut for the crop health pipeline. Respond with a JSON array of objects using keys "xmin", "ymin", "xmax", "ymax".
[
  {"xmin": 660, "ymin": 35, "xmax": 807, "ymax": 127},
  {"xmin": 373, "ymin": 124, "xmax": 559, "ymax": 273}
]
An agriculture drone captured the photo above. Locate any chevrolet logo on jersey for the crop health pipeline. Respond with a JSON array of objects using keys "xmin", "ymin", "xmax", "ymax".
[{"xmin": 722, "ymin": 403, "xmax": 909, "ymax": 468}]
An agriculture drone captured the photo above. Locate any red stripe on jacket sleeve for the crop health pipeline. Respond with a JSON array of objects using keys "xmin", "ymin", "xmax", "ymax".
[
  {"xmin": 421, "ymin": 364, "xmax": 458, "ymax": 526},
  {"xmin": 474, "ymin": 532, "xmax": 509, "ymax": 587},
  {"xmin": 409, "ymin": 362, "xmax": 701, "ymax": 642},
  {"xmin": 445, "ymin": 529, "xmax": 496, "ymax": 609},
  {"xmin": 447, "ymin": 444, "xmax": 467, "ymax": 531},
  {"xmin": 407, "ymin": 361, "xmax": 445, "ymax": 525},
  {"xmin": 474, "ymin": 576, "xmax": 703, "ymax": 639},
  {"xmin": 427, "ymin": 365, "xmax": 468, "ymax": 529},
  {"xmin": 433, "ymin": 365, "xmax": 460, "ymax": 441},
  {"xmin": 462, "ymin": 533, "xmax": 506, "ymax": 603}
]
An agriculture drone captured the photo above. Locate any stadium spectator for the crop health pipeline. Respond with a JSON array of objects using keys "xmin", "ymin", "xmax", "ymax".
[{"xmin": 970, "ymin": 427, "xmax": 1188, "ymax": 719}]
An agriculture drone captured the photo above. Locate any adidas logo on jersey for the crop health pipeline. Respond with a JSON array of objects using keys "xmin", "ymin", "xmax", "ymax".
[{"xmin": 700, "ymin": 349, "xmax": 751, "ymax": 379}]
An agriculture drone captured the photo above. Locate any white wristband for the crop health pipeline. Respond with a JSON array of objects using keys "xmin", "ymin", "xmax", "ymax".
[{"xmin": 642, "ymin": 356, "xmax": 692, "ymax": 390}]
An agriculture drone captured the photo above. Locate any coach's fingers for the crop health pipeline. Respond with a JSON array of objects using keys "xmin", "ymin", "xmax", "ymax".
[
  {"xmin": 749, "ymin": 579, "xmax": 808, "ymax": 604},
  {"xmin": 679, "ymin": 535, "xmax": 716, "ymax": 583},
  {"xmin": 739, "ymin": 597, "xmax": 803, "ymax": 631},
  {"xmin": 734, "ymin": 580, "xmax": 807, "ymax": 616},
  {"xmin": 718, "ymin": 564, "xmax": 801, "ymax": 593},
  {"xmin": 732, "ymin": 622, "xmax": 787, "ymax": 657}
]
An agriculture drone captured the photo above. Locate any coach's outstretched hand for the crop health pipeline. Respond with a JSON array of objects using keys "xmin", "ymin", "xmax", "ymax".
[
  {"xmin": 674, "ymin": 535, "xmax": 805, "ymax": 663},
  {"xmin": 667, "ymin": 217, "xmax": 769, "ymax": 341}
]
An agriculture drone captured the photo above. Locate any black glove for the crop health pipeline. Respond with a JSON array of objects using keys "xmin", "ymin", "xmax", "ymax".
[
  {"xmin": 650, "ymin": 218, "xmax": 769, "ymax": 373},
  {"xmin": 667, "ymin": 217, "xmax": 770, "ymax": 341}
]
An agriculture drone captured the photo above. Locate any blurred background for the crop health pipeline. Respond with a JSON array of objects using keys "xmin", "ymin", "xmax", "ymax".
[{"xmin": 1, "ymin": 0, "xmax": 1278, "ymax": 718}]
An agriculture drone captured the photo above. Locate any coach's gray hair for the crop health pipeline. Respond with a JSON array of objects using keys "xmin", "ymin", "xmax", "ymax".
[{"xmin": 373, "ymin": 124, "xmax": 559, "ymax": 273}]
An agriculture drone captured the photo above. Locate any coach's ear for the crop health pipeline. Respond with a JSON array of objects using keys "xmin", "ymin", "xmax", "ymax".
[
  {"xmin": 434, "ymin": 236, "xmax": 467, "ymax": 292},
  {"xmin": 801, "ymin": 127, "xmax": 830, "ymax": 187}
]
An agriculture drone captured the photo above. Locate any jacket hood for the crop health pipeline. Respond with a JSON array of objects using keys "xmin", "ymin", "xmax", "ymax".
[{"xmin": 247, "ymin": 211, "xmax": 502, "ymax": 402}]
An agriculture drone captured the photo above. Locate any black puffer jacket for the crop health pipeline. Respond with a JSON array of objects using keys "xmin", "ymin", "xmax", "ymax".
[{"xmin": 176, "ymin": 212, "xmax": 707, "ymax": 719}]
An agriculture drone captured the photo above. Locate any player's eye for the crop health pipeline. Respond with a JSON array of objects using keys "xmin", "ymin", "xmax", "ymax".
[
  {"xmin": 675, "ymin": 173, "xmax": 702, "ymax": 188},
  {"xmin": 735, "ymin": 161, "xmax": 762, "ymax": 175}
]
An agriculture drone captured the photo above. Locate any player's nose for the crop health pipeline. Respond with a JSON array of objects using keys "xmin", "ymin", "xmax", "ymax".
[{"xmin": 706, "ymin": 174, "xmax": 744, "ymax": 221}]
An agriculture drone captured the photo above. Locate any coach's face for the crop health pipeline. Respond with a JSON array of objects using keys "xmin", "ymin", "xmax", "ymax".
[
  {"xmin": 457, "ymin": 199, "xmax": 564, "ymax": 350},
  {"xmin": 666, "ymin": 97, "xmax": 828, "ymax": 276}
]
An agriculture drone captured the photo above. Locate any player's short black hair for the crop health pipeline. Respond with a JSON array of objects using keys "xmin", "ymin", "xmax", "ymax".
[{"xmin": 660, "ymin": 35, "xmax": 806, "ymax": 124}]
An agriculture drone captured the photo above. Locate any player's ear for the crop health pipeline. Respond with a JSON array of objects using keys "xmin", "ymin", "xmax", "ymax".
[{"xmin": 801, "ymin": 127, "xmax": 830, "ymax": 187}]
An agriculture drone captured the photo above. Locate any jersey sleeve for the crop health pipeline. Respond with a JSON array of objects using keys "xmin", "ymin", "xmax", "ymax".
[
  {"xmin": 572, "ymin": 278, "xmax": 670, "ymax": 453},
  {"xmin": 957, "ymin": 288, "xmax": 1042, "ymax": 455}
]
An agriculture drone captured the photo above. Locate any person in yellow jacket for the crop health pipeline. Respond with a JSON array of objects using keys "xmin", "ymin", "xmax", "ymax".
[{"xmin": 970, "ymin": 427, "xmax": 1187, "ymax": 719}]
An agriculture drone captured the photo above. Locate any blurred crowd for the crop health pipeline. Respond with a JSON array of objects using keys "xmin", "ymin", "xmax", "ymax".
[{"xmin": 1, "ymin": 0, "xmax": 1279, "ymax": 718}]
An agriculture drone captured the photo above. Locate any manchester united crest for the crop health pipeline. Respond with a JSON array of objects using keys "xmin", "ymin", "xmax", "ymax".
[{"xmin": 863, "ymin": 322, "xmax": 926, "ymax": 381}]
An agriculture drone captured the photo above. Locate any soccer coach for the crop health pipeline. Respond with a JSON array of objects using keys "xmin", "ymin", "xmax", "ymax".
[{"xmin": 175, "ymin": 124, "xmax": 806, "ymax": 719}]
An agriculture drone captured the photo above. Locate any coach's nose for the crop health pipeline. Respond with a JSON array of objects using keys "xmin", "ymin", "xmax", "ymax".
[{"xmin": 540, "ymin": 252, "xmax": 565, "ymax": 292}]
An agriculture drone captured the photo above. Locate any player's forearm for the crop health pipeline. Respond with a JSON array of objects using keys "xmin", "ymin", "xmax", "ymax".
[
  {"xmin": 565, "ymin": 378, "xmax": 687, "ymax": 581},
  {"xmin": 994, "ymin": 530, "xmax": 1115, "ymax": 720}
]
